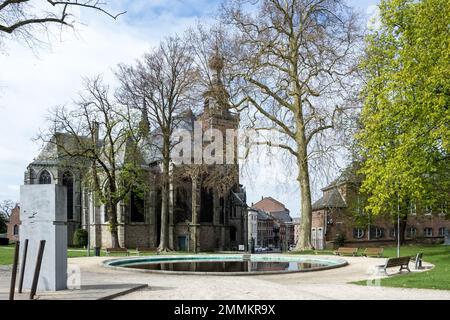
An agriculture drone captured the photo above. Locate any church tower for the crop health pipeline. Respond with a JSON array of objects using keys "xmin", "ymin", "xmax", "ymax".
[{"xmin": 200, "ymin": 49, "xmax": 239, "ymax": 134}]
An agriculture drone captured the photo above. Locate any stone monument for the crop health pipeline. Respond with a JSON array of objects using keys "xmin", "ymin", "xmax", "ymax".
[{"xmin": 20, "ymin": 184, "xmax": 67, "ymax": 291}]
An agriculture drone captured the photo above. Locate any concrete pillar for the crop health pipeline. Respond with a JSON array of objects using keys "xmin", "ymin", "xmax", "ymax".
[{"xmin": 20, "ymin": 185, "xmax": 67, "ymax": 291}]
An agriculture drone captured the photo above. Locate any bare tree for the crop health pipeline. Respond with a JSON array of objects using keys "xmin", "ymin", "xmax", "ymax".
[
  {"xmin": 0, "ymin": 0, "xmax": 125, "ymax": 47},
  {"xmin": 38, "ymin": 76, "xmax": 145, "ymax": 248},
  {"xmin": 221, "ymin": 0, "xmax": 362, "ymax": 250},
  {"xmin": 0, "ymin": 199, "xmax": 15, "ymax": 218},
  {"xmin": 116, "ymin": 36, "xmax": 199, "ymax": 252}
]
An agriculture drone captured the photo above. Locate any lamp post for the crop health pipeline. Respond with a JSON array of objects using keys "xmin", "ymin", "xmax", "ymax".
[{"xmin": 397, "ymin": 194, "xmax": 400, "ymax": 258}]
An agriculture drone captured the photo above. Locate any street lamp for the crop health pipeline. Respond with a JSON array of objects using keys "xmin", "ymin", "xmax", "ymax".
[{"xmin": 397, "ymin": 194, "xmax": 400, "ymax": 258}]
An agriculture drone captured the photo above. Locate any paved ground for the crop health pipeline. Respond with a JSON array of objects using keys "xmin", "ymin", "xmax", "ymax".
[{"xmin": 1, "ymin": 255, "xmax": 449, "ymax": 300}]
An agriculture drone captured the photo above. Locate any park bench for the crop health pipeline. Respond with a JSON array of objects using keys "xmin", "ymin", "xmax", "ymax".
[
  {"xmin": 377, "ymin": 256, "xmax": 411, "ymax": 274},
  {"xmin": 363, "ymin": 248, "xmax": 384, "ymax": 258},
  {"xmin": 105, "ymin": 248, "xmax": 130, "ymax": 256},
  {"xmin": 136, "ymin": 247, "xmax": 159, "ymax": 256},
  {"xmin": 334, "ymin": 247, "xmax": 358, "ymax": 256}
]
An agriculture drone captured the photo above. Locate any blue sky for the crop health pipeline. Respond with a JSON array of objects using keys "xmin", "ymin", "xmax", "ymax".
[{"xmin": 0, "ymin": 0, "xmax": 379, "ymax": 217}]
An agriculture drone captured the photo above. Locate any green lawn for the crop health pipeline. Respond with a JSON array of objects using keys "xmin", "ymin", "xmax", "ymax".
[
  {"xmin": 0, "ymin": 244, "xmax": 15, "ymax": 265},
  {"xmin": 0, "ymin": 245, "xmax": 107, "ymax": 264}
]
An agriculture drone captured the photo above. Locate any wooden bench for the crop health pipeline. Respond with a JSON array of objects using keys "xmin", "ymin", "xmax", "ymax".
[
  {"xmin": 363, "ymin": 248, "xmax": 384, "ymax": 258},
  {"xmin": 136, "ymin": 247, "xmax": 158, "ymax": 256},
  {"xmin": 105, "ymin": 248, "xmax": 130, "ymax": 256},
  {"xmin": 378, "ymin": 256, "xmax": 411, "ymax": 274},
  {"xmin": 334, "ymin": 247, "xmax": 358, "ymax": 256}
]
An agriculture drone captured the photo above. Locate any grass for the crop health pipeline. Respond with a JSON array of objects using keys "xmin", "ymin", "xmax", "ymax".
[
  {"xmin": 0, "ymin": 244, "xmax": 15, "ymax": 265},
  {"xmin": 0, "ymin": 245, "xmax": 105, "ymax": 264}
]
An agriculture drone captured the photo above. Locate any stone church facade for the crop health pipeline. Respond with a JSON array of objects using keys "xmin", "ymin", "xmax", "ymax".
[{"xmin": 23, "ymin": 53, "xmax": 247, "ymax": 252}]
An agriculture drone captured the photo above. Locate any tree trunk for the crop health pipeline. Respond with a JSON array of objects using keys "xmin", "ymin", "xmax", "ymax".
[
  {"xmin": 191, "ymin": 174, "xmax": 199, "ymax": 253},
  {"xmin": 108, "ymin": 203, "xmax": 121, "ymax": 248},
  {"xmin": 294, "ymin": 104, "xmax": 313, "ymax": 251},
  {"xmin": 158, "ymin": 137, "xmax": 171, "ymax": 252},
  {"xmin": 295, "ymin": 153, "xmax": 313, "ymax": 251},
  {"xmin": 396, "ymin": 215, "xmax": 408, "ymax": 245}
]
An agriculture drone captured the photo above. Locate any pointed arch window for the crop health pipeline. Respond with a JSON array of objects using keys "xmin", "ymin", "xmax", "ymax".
[
  {"xmin": 39, "ymin": 170, "xmax": 52, "ymax": 184},
  {"xmin": 63, "ymin": 172, "xmax": 74, "ymax": 220}
]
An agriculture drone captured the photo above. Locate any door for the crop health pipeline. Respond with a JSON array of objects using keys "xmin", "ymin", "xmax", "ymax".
[
  {"xmin": 311, "ymin": 228, "xmax": 317, "ymax": 249},
  {"xmin": 317, "ymin": 228, "xmax": 324, "ymax": 250},
  {"xmin": 177, "ymin": 236, "xmax": 187, "ymax": 251}
]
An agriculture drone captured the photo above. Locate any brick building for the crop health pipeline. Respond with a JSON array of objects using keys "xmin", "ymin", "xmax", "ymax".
[
  {"xmin": 251, "ymin": 197, "xmax": 295, "ymax": 249},
  {"xmin": 256, "ymin": 210, "xmax": 275, "ymax": 247},
  {"xmin": 6, "ymin": 204, "xmax": 20, "ymax": 242},
  {"xmin": 312, "ymin": 168, "xmax": 450, "ymax": 249}
]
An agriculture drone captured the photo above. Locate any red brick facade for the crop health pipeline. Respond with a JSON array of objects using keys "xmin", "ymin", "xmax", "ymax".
[
  {"xmin": 7, "ymin": 204, "xmax": 20, "ymax": 242},
  {"xmin": 312, "ymin": 181, "xmax": 450, "ymax": 249}
]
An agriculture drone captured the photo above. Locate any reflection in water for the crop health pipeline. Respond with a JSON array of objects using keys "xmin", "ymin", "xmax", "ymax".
[{"xmin": 126, "ymin": 260, "xmax": 327, "ymax": 272}]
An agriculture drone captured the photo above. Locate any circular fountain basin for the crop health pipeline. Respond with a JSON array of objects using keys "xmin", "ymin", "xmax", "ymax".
[{"xmin": 103, "ymin": 255, "xmax": 348, "ymax": 276}]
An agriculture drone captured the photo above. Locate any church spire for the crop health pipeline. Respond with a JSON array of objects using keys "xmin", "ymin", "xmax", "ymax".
[
  {"xmin": 209, "ymin": 45, "xmax": 224, "ymax": 85},
  {"xmin": 204, "ymin": 47, "xmax": 230, "ymax": 115},
  {"xmin": 139, "ymin": 97, "xmax": 150, "ymax": 136}
]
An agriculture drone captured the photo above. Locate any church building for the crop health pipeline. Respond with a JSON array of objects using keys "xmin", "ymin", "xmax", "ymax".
[{"xmin": 23, "ymin": 53, "xmax": 247, "ymax": 252}]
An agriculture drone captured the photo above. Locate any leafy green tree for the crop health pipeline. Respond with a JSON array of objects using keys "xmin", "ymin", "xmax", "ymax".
[{"xmin": 357, "ymin": 0, "xmax": 450, "ymax": 240}]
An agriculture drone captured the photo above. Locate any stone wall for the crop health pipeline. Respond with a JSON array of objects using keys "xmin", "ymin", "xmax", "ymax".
[{"xmin": 125, "ymin": 224, "xmax": 153, "ymax": 249}]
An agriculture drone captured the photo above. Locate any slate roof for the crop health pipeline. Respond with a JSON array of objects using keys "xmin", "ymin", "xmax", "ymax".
[
  {"xmin": 312, "ymin": 188, "xmax": 347, "ymax": 210},
  {"xmin": 270, "ymin": 211, "xmax": 293, "ymax": 223}
]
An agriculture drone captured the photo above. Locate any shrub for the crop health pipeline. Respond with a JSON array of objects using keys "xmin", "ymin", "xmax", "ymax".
[
  {"xmin": 334, "ymin": 234, "xmax": 346, "ymax": 248},
  {"xmin": 73, "ymin": 229, "xmax": 88, "ymax": 247}
]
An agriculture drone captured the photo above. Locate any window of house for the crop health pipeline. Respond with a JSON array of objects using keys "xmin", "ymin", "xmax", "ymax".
[
  {"xmin": 438, "ymin": 227, "xmax": 446, "ymax": 237},
  {"xmin": 13, "ymin": 225, "xmax": 19, "ymax": 236},
  {"xmin": 200, "ymin": 188, "xmax": 214, "ymax": 223},
  {"xmin": 353, "ymin": 228, "xmax": 365, "ymax": 239},
  {"xmin": 439, "ymin": 202, "xmax": 448, "ymax": 215},
  {"xmin": 409, "ymin": 201, "xmax": 417, "ymax": 215},
  {"xmin": 230, "ymin": 226, "xmax": 237, "ymax": 241},
  {"xmin": 130, "ymin": 191, "xmax": 145, "ymax": 223},
  {"xmin": 372, "ymin": 227, "xmax": 384, "ymax": 239},
  {"xmin": 103, "ymin": 205, "xmax": 109, "ymax": 223},
  {"xmin": 38, "ymin": 170, "xmax": 51, "ymax": 184},
  {"xmin": 389, "ymin": 228, "xmax": 396, "ymax": 238},
  {"xmin": 425, "ymin": 205, "xmax": 432, "ymax": 215},
  {"xmin": 368, "ymin": 226, "xmax": 384, "ymax": 239},
  {"xmin": 424, "ymin": 228, "xmax": 433, "ymax": 237},
  {"xmin": 406, "ymin": 227, "xmax": 417, "ymax": 238}
]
